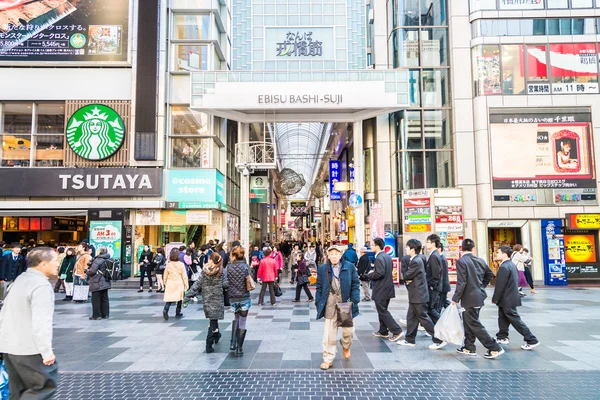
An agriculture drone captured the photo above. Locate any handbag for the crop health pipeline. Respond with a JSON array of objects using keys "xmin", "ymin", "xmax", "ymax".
[
  {"xmin": 336, "ymin": 302, "xmax": 354, "ymax": 328},
  {"xmin": 72, "ymin": 283, "xmax": 89, "ymax": 302},
  {"xmin": 273, "ymin": 282, "xmax": 282, "ymax": 297},
  {"xmin": 245, "ymin": 274, "xmax": 256, "ymax": 291},
  {"xmin": 60, "ymin": 274, "xmax": 67, "ymax": 280}
]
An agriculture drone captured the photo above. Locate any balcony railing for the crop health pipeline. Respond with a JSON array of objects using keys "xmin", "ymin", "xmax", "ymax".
[{"xmin": 235, "ymin": 141, "xmax": 277, "ymax": 170}]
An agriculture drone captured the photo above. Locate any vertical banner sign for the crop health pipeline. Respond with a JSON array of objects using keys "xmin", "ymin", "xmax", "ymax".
[
  {"xmin": 349, "ymin": 164, "xmax": 355, "ymax": 194},
  {"xmin": 329, "ymin": 160, "xmax": 341, "ymax": 200},
  {"xmin": 89, "ymin": 220, "xmax": 122, "ymax": 261},
  {"xmin": 369, "ymin": 203, "xmax": 383, "ymax": 241},
  {"xmin": 403, "ymin": 190, "xmax": 433, "ymax": 233},
  {"xmin": 250, "ymin": 176, "xmax": 269, "ymax": 203},
  {"xmin": 542, "ymin": 219, "xmax": 568, "ymax": 286}
]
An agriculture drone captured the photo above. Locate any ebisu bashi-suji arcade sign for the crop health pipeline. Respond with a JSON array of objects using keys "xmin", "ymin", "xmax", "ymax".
[{"xmin": 66, "ymin": 104, "xmax": 125, "ymax": 161}]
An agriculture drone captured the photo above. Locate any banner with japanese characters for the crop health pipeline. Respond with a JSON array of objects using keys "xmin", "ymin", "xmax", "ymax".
[
  {"xmin": 499, "ymin": 0, "xmax": 543, "ymax": 10},
  {"xmin": 0, "ymin": 0, "xmax": 129, "ymax": 62},
  {"xmin": 489, "ymin": 109, "xmax": 596, "ymax": 190},
  {"xmin": 549, "ymin": 44, "xmax": 598, "ymax": 94}
]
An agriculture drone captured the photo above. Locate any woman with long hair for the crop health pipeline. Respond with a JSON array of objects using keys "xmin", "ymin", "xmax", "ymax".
[
  {"xmin": 227, "ymin": 246, "xmax": 251, "ymax": 356},
  {"xmin": 184, "ymin": 253, "xmax": 228, "ymax": 353},
  {"xmin": 162, "ymin": 248, "xmax": 188, "ymax": 320},
  {"xmin": 59, "ymin": 247, "xmax": 77, "ymax": 301},
  {"xmin": 292, "ymin": 252, "xmax": 314, "ymax": 303}
]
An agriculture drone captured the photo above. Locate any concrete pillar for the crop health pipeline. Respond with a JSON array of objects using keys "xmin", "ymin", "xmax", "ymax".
[
  {"xmin": 238, "ymin": 122, "xmax": 250, "ymax": 250},
  {"xmin": 372, "ymin": 0, "xmax": 389, "ymax": 69},
  {"xmin": 375, "ymin": 114, "xmax": 393, "ymax": 225},
  {"xmin": 353, "ymin": 121, "xmax": 365, "ymax": 247}
]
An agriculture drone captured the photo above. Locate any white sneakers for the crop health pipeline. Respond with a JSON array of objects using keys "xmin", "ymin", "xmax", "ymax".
[
  {"xmin": 521, "ymin": 341, "xmax": 541, "ymax": 350},
  {"xmin": 428, "ymin": 341, "xmax": 448, "ymax": 350}
]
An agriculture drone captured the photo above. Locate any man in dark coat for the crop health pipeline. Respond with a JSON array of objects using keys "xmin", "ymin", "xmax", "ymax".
[
  {"xmin": 369, "ymin": 238, "xmax": 403, "ymax": 341},
  {"xmin": 315, "ymin": 245, "xmax": 360, "ymax": 370},
  {"xmin": 398, "ymin": 239, "xmax": 446, "ymax": 349},
  {"xmin": 438, "ymin": 243, "xmax": 451, "ymax": 311},
  {"xmin": 0, "ymin": 243, "xmax": 26, "ymax": 288},
  {"xmin": 357, "ymin": 247, "xmax": 372, "ymax": 301},
  {"xmin": 452, "ymin": 239, "xmax": 504, "ymax": 359},
  {"xmin": 85, "ymin": 247, "xmax": 112, "ymax": 320},
  {"xmin": 342, "ymin": 243, "xmax": 359, "ymax": 266},
  {"xmin": 425, "ymin": 234, "xmax": 443, "ymax": 324},
  {"xmin": 493, "ymin": 246, "xmax": 540, "ymax": 350}
]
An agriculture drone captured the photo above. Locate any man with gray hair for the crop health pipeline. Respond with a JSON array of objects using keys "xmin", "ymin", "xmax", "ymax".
[
  {"xmin": 0, "ymin": 247, "xmax": 59, "ymax": 399},
  {"xmin": 85, "ymin": 246, "xmax": 112, "ymax": 320}
]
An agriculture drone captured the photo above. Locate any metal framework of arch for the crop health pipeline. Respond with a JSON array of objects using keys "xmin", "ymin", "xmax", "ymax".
[{"xmin": 269, "ymin": 122, "xmax": 332, "ymax": 200}]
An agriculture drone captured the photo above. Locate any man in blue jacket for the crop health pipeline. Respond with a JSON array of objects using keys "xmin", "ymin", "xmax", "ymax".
[
  {"xmin": 342, "ymin": 243, "xmax": 359, "ymax": 265},
  {"xmin": 315, "ymin": 245, "xmax": 360, "ymax": 370}
]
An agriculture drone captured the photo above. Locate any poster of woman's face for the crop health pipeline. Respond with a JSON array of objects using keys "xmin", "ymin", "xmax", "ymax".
[{"xmin": 553, "ymin": 131, "xmax": 581, "ymax": 173}]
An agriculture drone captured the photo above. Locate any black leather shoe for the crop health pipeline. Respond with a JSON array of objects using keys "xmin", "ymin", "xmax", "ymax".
[
  {"xmin": 175, "ymin": 313, "xmax": 184, "ymax": 318},
  {"xmin": 89, "ymin": 317, "xmax": 102, "ymax": 320},
  {"xmin": 163, "ymin": 311, "xmax": 169, "ymax": 320}
]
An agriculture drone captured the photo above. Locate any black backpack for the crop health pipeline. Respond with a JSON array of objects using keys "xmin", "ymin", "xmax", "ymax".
[{"xmin": 102, "ymin": 258, "xmax": 116, "ymax": 281}]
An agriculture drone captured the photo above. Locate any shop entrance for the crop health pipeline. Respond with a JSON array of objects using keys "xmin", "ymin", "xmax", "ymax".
[
  {"xmin": 1, "ymin": 212, "xmax": 87, "ymax": 247},
  {"xmin": 488, "ymin": 227, "xmax": 523, "ymax": 275}
]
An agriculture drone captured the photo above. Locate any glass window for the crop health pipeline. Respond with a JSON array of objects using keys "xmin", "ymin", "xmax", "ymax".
[
  {"xmin": 395, "ymin": 111, "xmax": 422, "ymax": 150},
  {"xmin": 391, "ymin": 29, "xmax": 419, "ymax": 68},
  {"xmin": 547, "ymin": 19, "xmax": 560, "ymax": 35},
  {"xmin": 36, "ymin": 103, "xmax": 64, "ymax": 134},
  {"xmin": 502, "ymin": 45, "xmax": 526, "ymax": 95},
  {"xmin": 173, "ymin": 15, "xmax": 210, "ymax": 40},
  {"xmin": 399, "ymin": 151, "xmax": 424, "ymax": 190},
  {"xmin": 2, "ymin": 103, "xmax": 32, "ymax": 167},
  {"xmin": 473, "ymin": 45, "xmax": 501, "ymax": 96},
  {"xmin": 408, "ymin": 70, "xmax": 421, "ymax": 106},
  {"xmin": 171, "ymin": 137, "xmax": 211, "ymax": 168},
  {"xmin": 572, "ymin": 0, "xmax": 593, "ymax": 7},
  {"xmin": 525, "ymin": 45, "xmax": 549, "ymax": 81},
  {"xmin": 422, "ymin": 69, "xmax": 448, "ymax": 106},
  {"xmin": 421, "ymin": 0, "xmax": 446, "ymax": 26},
  {"xmin": 171, "ymin": 106, "xmax": 209, "ymax": 135},
  {"xmin": 420, "ymin": 27, "xmax": 448, "ymax": 66},
  {"xmin": 35, "ymin": 135, "xmax": 63, "ymax": 167},
  {"xmin": 172, "ymin": 44, "xmax": 208, "ymax": 72},
  {"xmin": 549, "ymin": 43, "xmax": 598, "ymax": 93},
  {"xmin": 425, "ymin": 151, "xmax": 453, "ymax": 188},
  {"xmin": 393, "ymin": 0, "xmax": 419, "ymax": 27},
  {"xmin": 424, "ymin": 110, "xmax": 450, "ymax": 150},
  {"xmin": 547, "ymin": 0, "xmax": 568, "ymax": 8}
]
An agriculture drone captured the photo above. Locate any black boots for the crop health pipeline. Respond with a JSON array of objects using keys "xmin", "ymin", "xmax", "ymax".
[
  {"xmin": 206, "ymin": 328, "xmax": 219, "ymax": 353},
  {"xmin": 236, "ymin": 329, "xmax": 247, "ymax": 357},
  {"xmin": 213, "ymin": 329, "xmax": 222, "ymax": 344},
  {"xmin": 230, "ymin": 320, "xmax": 239, "ymax": 351}
]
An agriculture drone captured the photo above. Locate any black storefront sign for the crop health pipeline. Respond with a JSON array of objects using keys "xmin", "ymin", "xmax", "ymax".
[{"xmin": 0, "ymin": 168, "xmax": 162, "ymax": 197}]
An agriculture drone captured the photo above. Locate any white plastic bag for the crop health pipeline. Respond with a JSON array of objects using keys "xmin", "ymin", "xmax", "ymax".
[{"xmin": 434, "ymin": 304, "xmax": 465, "ymax": 345}]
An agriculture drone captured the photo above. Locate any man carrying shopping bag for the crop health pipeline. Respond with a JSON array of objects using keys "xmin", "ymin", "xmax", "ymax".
[
  {"xmin": 0, "ymin": 247, "xmax": 60, "ymax": 399},
  {"xmin": 434, "ymin": 304, "xmax": 464, "ymax": 345}
]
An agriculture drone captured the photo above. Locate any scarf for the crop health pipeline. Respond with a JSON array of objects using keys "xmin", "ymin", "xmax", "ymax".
[{"xmin": 203, "ymin": 257, "xmax": 222, "ymax": 276}]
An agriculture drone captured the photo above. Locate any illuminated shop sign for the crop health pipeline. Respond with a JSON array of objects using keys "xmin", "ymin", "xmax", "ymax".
[{"xmin": 567, "ymin": 214, "xmax": 600, "ymax": 230}]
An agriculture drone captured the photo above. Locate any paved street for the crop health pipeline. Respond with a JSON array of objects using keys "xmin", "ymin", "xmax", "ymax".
[{"xmin": 51, "ymin": 281, "xmax": 600, "ymax": 399}]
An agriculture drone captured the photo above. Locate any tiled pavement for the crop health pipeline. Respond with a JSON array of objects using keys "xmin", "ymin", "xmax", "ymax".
[{"xmin": 50, "ymin": 280, "xmax": 600, "ymax": 398}]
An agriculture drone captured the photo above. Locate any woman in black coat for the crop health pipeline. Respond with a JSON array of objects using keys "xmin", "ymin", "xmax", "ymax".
[
  {"xmin": 59, "ymin": 248, "xmax": 77, "ymax": 301},
  {"xmin": 292, "ymin": 253, "xmax": 314, "ymax": 302},
  {"xmin": 85, "ymin": 247, "xmax": 112, "ymax": 320},
  {"xmin": 138, "ymin": 245, "xmax": 154, "ymax": 293}
]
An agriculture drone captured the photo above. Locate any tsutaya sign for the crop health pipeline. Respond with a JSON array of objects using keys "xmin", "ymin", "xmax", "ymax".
[{"xmin": 0, "ymin": 168, "xmax": 162, "ymax": 197}]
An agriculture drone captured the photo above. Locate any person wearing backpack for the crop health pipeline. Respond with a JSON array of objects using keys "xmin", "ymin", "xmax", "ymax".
[
  {"xmin": 85, "ymin": 247, "xmax": 112, "ymax": 320},
  {"xmin": 154, "ymin": 248, "xmax": 167, "ymax": 293}
]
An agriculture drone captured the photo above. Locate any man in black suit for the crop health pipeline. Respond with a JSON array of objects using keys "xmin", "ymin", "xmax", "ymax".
[
  {"xmin": 398, "ymin": 239, "xmax": 446, "ymax": 349},
  {"xmin": 0, "ymin": 243, "xmax": 26, "ymax": 301},
  {"xmin": 452, "ymin": 239, "xmax": 504, "ymax": 359},
  {"xmin": 493, "ymin": 246, "xmax": 540, "ymax": 350},
  {"xmin": 438, "ymin": 243, "xmax": 451, "ymax": 311},
  {"xmin": 425, "ymin": 234, "xmax": 443, "ymax": 324},
  {"xmin": 357, "ymin": 247, "xmax": 372, "ymax": 301},
  {"xmin": 369, "ymin": 238, "xmax": 404, "ymax": 341}
]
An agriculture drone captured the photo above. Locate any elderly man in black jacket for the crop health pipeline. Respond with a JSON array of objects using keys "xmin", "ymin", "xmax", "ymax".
[
  {"xmin": 493, "ymin": 246, "xmax": 540, "ymax": 350},
  {"xmin": 369, "ymin": 238, "xmax": 403, "ymax": 341},
  {"xmin": 425, "ymin": 234, "xmax": 444, "ymax": 324},
  {"xmin": 398, "ymin": 239, "xmax": 446, "ymax": 349},
  {"xmin": 452, "ymin": 239, "xmax": 504, "ymax": 359}
]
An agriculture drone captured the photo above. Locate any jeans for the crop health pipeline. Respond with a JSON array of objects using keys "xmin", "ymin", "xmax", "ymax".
[
  {"xmin": 139, "ymin": 268, "xmax": 153, "ymax": 289},
  {"xmin": 258, "ymin": 282, "xmax": 276, "ymax": 305},
  {"xmin": 3, "ymin": 354, "xmax": 58, "ymax": 400},
  {"xmin": 375, "ymin": 299, "xmax": 402, "ymax": 336},
  {"xmin": 463, "ymin": 307, "xmax": 501, "ymax": 352},
  {"xmin": 164, "ymin": 301, "xmax": 182, "ymax": 316},
  {"xmin": 406, "ymin": 302, "xmax": 441, "ymax": 344},
  {"xmin": 91, "ymin": 289, "xmax": 110, "ymax": 318},
  {"xmin": 496, "ymin": 306, "xmax": 538, "ymax": 344},
  {"xmin": 295, "ymin": 283, "xmax": 314, "ymax": 301}
]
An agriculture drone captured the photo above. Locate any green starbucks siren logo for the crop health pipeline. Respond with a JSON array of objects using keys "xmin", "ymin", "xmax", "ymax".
[{"xmin": 66, "ymin": 104, "xmax": 125, "ymax": 160}]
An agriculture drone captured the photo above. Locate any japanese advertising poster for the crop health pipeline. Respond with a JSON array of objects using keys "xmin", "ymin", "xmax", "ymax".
[
  {"xmin": 489, "ymin": 109, "xmax": 596, "ymax": 190},
  {"xmin": 0, "ymin": 0, "xmax": 129, "ymax": 62},
  {"xmin": 402, "ymin": 190, "xmax": 433, "ymax": 233},
  {"xmin": 89, "ymin": 220, "xmax": 122, "ymax": 260}
]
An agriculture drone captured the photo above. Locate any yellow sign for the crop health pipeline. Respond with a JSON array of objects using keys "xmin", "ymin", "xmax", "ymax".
[
  {"xmin": 347, "ymin": 207, "xmax": 355, "ymax": 227},
  {"xmin": 160, "ymin": 210, "xmax": 186, "ymax": 226},
  {"xmin": 565, "ymin": 234, "xmax": 597, "ymax": 263},
  {"xmin": 406, "ymin": 224, "xmax": 431, "ymax": 232},
  {"xmin": 569, "ymin": 214, "xmax": 600, "ymax": 229}
]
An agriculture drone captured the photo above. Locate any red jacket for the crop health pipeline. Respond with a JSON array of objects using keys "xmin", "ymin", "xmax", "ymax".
[{"xmin": 258, "ymin": 257, "xmax": 279, "ymax": 282}]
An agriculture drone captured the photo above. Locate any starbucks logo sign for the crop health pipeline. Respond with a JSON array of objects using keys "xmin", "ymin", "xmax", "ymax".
[{"xmin": 66, "ymin": 104, "xmax": 125, "ymax": 160}]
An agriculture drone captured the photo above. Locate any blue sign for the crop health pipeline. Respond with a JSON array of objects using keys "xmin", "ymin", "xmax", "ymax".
[
  {"xmin": 167, "ymin": 169, "xmax": 226, "ymax": 203},
  {"xmin": 329, "ymin": 160, "xmax": 341, "ymax": 200},
  {"xmin": 349, "ymin": 193, "xmax": 363, "ymax": 209},
  {"xmin": 349, "ymin": 165, "xmax": 355, "ymax": 193},
  {"xmin": 541, "ymin": 219, "xmax": 568, "ymax": 286},
  {"xmin": 384, "ymin": 230, "xmax": 396, "ymax": 257}
]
